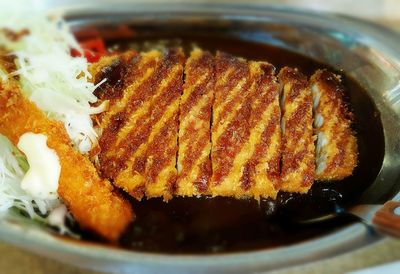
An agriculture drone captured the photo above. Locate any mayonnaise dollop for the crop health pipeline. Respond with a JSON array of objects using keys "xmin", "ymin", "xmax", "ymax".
[{"xmin": 17, "ymin": 133, "xmax": 60, "ymax": 200}]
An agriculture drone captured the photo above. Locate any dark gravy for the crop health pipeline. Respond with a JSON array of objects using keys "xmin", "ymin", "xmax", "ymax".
[{"xmin": 80, "ymin": 33, "xmax": 384, "ymax": 254}]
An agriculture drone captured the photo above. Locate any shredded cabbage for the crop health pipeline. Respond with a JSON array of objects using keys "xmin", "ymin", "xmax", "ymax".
[{"xmin": 1, "ymin": 5, "xmax": 102, "ymax": 153}]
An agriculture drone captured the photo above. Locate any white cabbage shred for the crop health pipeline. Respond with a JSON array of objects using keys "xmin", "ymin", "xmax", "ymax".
[{"xmin": 1, "ymin": 8, "xmax": 102, "ymax": 153}]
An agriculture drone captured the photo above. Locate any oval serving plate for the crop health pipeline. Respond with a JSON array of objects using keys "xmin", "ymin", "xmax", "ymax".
[{"xmin": 1, "ymin": 3, "xmax": 400, "ymax": 273}]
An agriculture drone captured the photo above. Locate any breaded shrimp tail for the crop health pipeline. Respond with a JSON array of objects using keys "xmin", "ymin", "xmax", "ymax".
[{"xmin": 0, "ymin": 64, "xmax": 134, "ymax": 241}]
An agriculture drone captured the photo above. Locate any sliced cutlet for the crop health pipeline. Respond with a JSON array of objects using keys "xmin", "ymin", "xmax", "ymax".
[
  {"xmin": 310, "ymin": 69, "xmax": 357, "ymax": 180},
  {"xmin": 248, "ymin": 61, "xmax": 281, "ymax": 199},
  {"xmin": 210, "ymin": 53, "xmax": 281, "ymax": 198},
  {"xmin": 94, "ymin": 49, "xmax": 184, "ymax": 200},
  {"xmin": 94, "ymin": 50, "xmax": 166, "ymax": 199},
  {"xmin": 144, "ymin": 49, "xmax": 185, "ymax": 199},
  {"xmin": 210, "ymin": 52, "xmax": 254, "ymax": 197},
  {"xmin": 279, "ymin": 67, "xmax": 315, "ymax": 193},
  {"xmin": 176, "ymin": 49, "xmax": 214, "ymax": 196}
]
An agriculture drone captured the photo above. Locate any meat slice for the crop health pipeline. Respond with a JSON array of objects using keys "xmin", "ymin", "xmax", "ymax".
[
  {"xmin": 248, "ymin": 61, "xmax": 281, "ymax": 199},
  {"xmin": 310, "ymin": 69, "xmax": 357, "ymax": 180},
  {"xmin": 94, "ymin": 49, "xmax": 184, "ymax": 200},
  {"xmin": 93, "ymin": 50, "xmax": 162, "ymax": 199},
  {"xmin": 0, "ymin": 59, "xmax": 133, "ymax": 241},
  {"xmin": 144, "ymin": 49, "xmax": 184, "ymax": 199},
  {"xmin": 279, "ymin": 67, "xmax": 315, "ymax": 193},
  {"xmin": 176, "ymin": 49, "xmax": 214, "ymax": 196},
  {"xmin": 210, "ymin": 52, "xmax": 281, "ymax": 198}
]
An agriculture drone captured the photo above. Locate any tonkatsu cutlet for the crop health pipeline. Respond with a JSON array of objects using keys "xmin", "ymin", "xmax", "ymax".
[
  {"xmin": 210, "ymin": 52, "xmax": 254, "ymax": 197},
  {"xmin": 210, "ymin": 52, "xmax": 281, "ymax": 198},
  {"xmin": 93, "ymin": 49, "xmax": 184, "ymax": 200},
  {"xmin": 0, "ymin": 59, "xmax": 133, "ymax": 241},
  {"xmin": 144, "ymin": 49, "xmax": 184, "ymax": 199},
  {"xmin": 279, "ymin": 67, "xmax": 315, "ymax": 193},
  {"xmin": 177, "ymin": 49, "xmax": 214, "ymax": 196},
  {"xmin": 310, "ymin": 69, "xmax": 357, "ymax": 180},
  {"xmin": 249, "ymin": 61, "xmax": 281, "ymax": 199},
  {"xmin": 91, "ymin": 48, "xmax": 358, "ymax": 200}
]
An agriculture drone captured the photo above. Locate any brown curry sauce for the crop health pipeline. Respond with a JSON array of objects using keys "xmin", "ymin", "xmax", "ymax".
[{"xmin": 80, "ymin": 33, "xmax": 384, "ymax": 254}]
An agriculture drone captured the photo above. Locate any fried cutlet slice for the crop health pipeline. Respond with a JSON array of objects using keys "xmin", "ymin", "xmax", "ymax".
[
  {"xmin": 310, "ymin": 69, "xmax": 357, "ymax": 180},
  {"xmin": 248, "ymin": 62, "xmax": 281, "ymax": 199},
  {"xmin": 95, "ymin": 49, "xmax": 184, "ymax": 200},
  {"xmin": 210, "ymin": 52, "xmax": 280, "ymax": 198},
  {"xmin": 0, "ymin": 63, "xmax": 134, "ymax": 241},
  {"xmin": 279, "ymin": 67, "xmax": 315, "ymax": 193},
  {"xmin": 210, "ymin": 52, "xmax": 254, "ymax": 197},
  {"xmin": 144, "ymin": 49, "xmax": 184, "ymax": 199},
  {"xmin": 94, "ymin": 50, "xmax": 162, "ymax": 198},
  {"xmin": 176, "ymin": 49, "xmax": 214, "ymax": 196}
]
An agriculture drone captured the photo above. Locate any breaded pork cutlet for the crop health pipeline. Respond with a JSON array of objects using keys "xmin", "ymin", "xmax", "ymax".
[
  {"xmin": 210, "ymin": 52, "xmax": 254, "ymax": 197},
  {"xmin": 94, "ymin": 49, "xmax": 184, "ymax": 200},
  {"xmin": 0, "ymin": 59, "xmax": 134, "ymax": 241},
  {"xmin": 279, "ymin": 67, "xmax": 315, "ymax": 193},
  {"xmin": 176, "ymin": 49, "xmax": 214, "ymax": 196},
  {"xmin": 310, "ymin": 69, "xmax": 357, "ymax": 180},
  {"xmin": 248, "ymin": 61, "xmax": 281, "ymax": 199},
  {"xmin": 210, "ymin": 52, "xmax": 281, "ymax": 199}
]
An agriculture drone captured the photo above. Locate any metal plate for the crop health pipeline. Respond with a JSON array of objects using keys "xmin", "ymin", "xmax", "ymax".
[{"xmin": 1, "ymin": 3, "xmax": 400, "ymax": 273}]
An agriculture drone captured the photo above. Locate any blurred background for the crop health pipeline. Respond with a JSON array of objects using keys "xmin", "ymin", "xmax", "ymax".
[{"xmin": 42, "ymin": 0, "xmax": 400, "ymax": 32}]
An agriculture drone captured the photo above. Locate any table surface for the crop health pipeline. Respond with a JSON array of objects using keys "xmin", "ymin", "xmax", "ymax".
[
  {"xmin": 1, "ymin": 239, "xmax": 400, "ymax": 274},
  {"xmin": 2, "ymin": 1, "xmax": 400, "ymax": 273}
]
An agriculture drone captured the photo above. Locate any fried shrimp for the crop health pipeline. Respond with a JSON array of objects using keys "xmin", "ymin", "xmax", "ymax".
[{"xmin": 0, "ymin": 68, "xmax": 134, "ymax": 241}]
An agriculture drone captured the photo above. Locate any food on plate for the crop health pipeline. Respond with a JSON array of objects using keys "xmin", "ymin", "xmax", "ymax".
[
  {"xmin": 176, "ymin": 49, "xmax": 214, "ymax": 196},
  {"xmin": 311, "ymin": 69, "xmax": 358, "ymax": 180},
  {"xmin": 93, "ymin": 49, "xmax": 184, "ymax": 200},
  {"xmin": 248, "ymin": 61, "xmax": 282, "ymax": 199},
  {"xmin": 279, "ymin": 67, "xmax": 315, "ymax": 193},
  {"xmin": 0, "ymin": 5, "xmax": 360, "ymax": 244},
  {"xmin": 92, "ymin": 49, "xmax": 358, "ymax": 200},
  {"xmin": 0, "ymin": 63, "xmax": 134, "ymax": 240},
  {"xmin": 210, "ymin": 52, "xmax": 282, "ymax": 199}
]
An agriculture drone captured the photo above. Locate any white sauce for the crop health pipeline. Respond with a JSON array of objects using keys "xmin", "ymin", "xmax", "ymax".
[{"xmin": 17, "ymin": 133, "xmax": 60, "ymax": 200}]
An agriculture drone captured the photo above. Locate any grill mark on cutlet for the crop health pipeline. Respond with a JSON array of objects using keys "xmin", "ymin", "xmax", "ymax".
[
  {"xmin": 145, "ymin": 50, "xmax": 184, "ymax": 198},
  {"xmin": 98, "ymin": 51, "xmax": 176, "ymax": 179},
  {"xmin": 211, "ymin": 59, "xmax": 281, "ymax": 198},
  {"xmin": 106, "ymin": 50, "xmax": 184, "ymax": 199},
  {"xmin": 107, "ymin": 50, "xmax": 184, "ymax": 199},
  {"xmin": 104, "ymin": 64, "xmax": 182, "ymax": 178},
  {"xmin": 97, "ymin": 53, "xmax": 160, "ymax": 178},
  {"xmin": 177, "ymin": 50, "xmax": 214, "ymax": 196},
  {"xmin": 211, "ymin": 52, "xmax": 252, "ymax": 192},
  {"xmin": 238, "ymin": 63, "xmax": 281, "ymax": 198},
  {"xmin": 179, "ymin": 104, "xmax": 213, "ymax": 192},
  {"xmin": 212, "ymin": 54, "xmax": 251, "ymax": 136},
  {"xmin": 279, "ymin": 67, "xmax": 315, "ymax": 193},
  {"xmin": 98, "ymin": 49, "xmax": 184, "ymax": 200}
]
